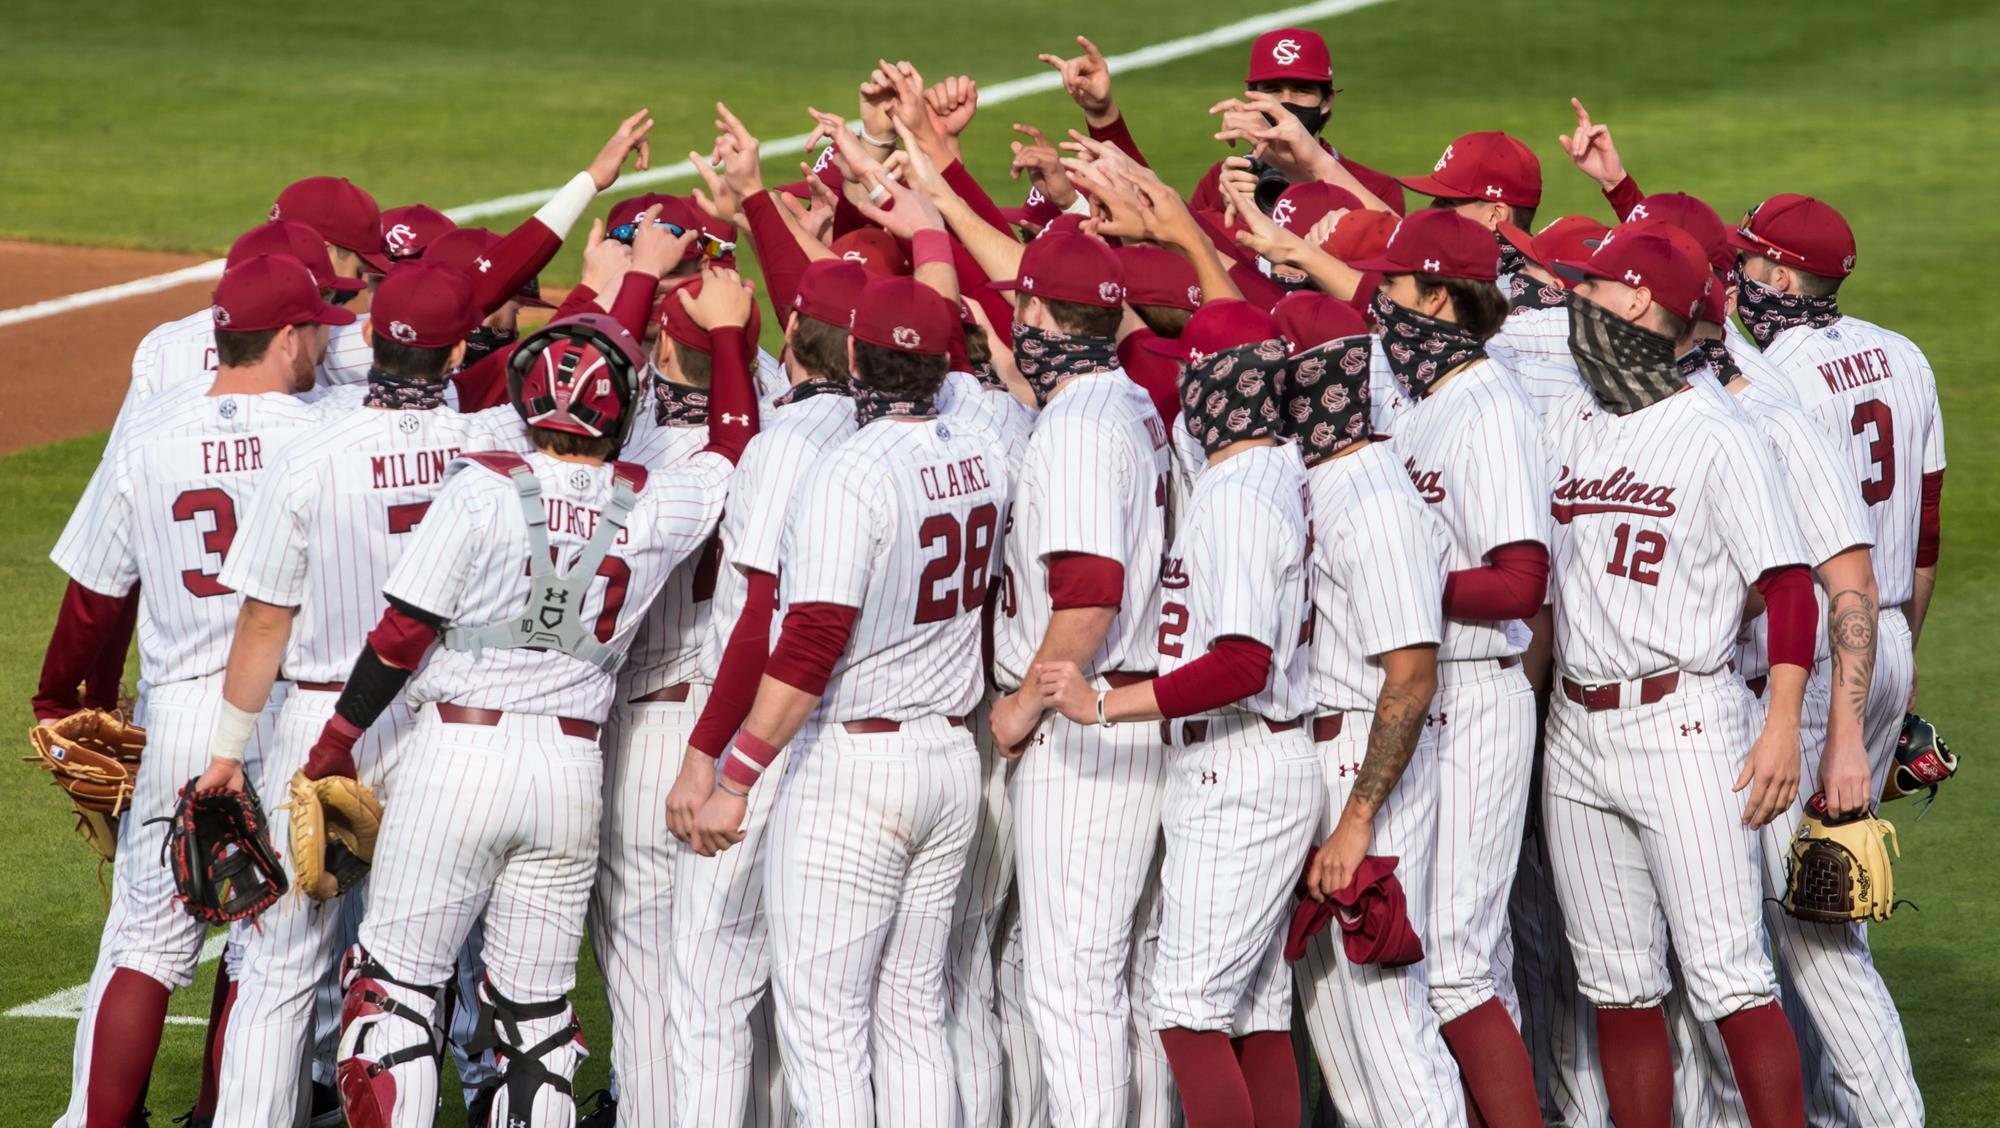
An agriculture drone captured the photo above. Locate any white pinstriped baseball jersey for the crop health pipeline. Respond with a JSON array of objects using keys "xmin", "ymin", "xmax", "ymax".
[
  {"xmin": 215, "ymin": 397, "xmax": 493, "ymax": 683},
  {"xmin": 992, "ymin": 371, "xmax": 1169, "ymax": 689},
  {"xmin": 779, "ymin": 414, "xmax": 1012, "ymax": 722},
  {"xmin": 697, "ymin": 391, "xmax": 857, "ymax": 682},
  {"xmin": 1367, "ymin": 345, "xmax": 1417, "ymax": 436},
  {"xmin": 1388, "ymin": 357, "xmax": 1550, "ymax": 660},
  {"xmin": 1157, "ymin": 443, "xmax": 1314, "ymax": 723},
  {"xmin": 385, "ymin": 449, "xmax": 729, "ymax": 720},
  {"xmin": 1305, "ymin": 442, "xmax": 1450, "ymax": 712},
  {"xmin": 113, "ymin": 308, "xmax": 216, "ymax": 446},
  {"xmin": 1544, "ymin": 381, "xmax": 1813, "ymax": 683},
  {"xmin": 320, "ymin": 316, "xmax": 373, "ymax": 386},
  {"xmin": 1168, "ymin": 409, "xmax": 1205, "ymax": 530},
  {"xmin": 51, "ymin": 392, "xmax": 324, "ymax": 685},
  {"xmin": 1486, "ymin": 289, "xmax": 1571, "ymax": 375},
  {"xmin": 755, "ymin": 348, "xmax": 791, "ymax": 407},
  {"xmin": 1689, "ymin": 369, "xmax": 1874, "ymax": 680},
  {"xmin": 939, "ymin": 370, "xmax": 1035, "ymax": 468},
  {"xmin": 618, "ymin": 416, "xmax": 719, "ymax": 696},
  {"xmin": 1759, "ymin": 315, "xmax": 1946, "ymax": 607}
]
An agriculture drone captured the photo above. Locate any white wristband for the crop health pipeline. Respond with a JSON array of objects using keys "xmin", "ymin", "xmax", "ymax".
[
  {"xmin": 533, "ymin": 171, "xmax": 600, "ymax": 241},
  {"xmin": 1096, "ymin": 690, "xmax": 1111, "ymax": 728},
  {"xmin": 213, "ymin": 699, "xmax": 258, "ymax": 763},
  {"xmin": 860, "ymin": 128, "xmax": 898, "ymax": 149},
  {"xmin": 1063, "ymin": 193, "xmax": 1094, "ymax": 217},
  {"xmin": 866, "ymin": 181, "xmax": 889, "ymax": 203}
]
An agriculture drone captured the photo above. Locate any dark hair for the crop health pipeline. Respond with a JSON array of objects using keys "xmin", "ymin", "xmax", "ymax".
[
  {"xmin": 371, "ymin": 338, "xmax": 456, "ymax": 381},
  {"xmin": 1035, "ymin": 296, "xmax": 1123, "ymax": 339},
  {"xmin": 1412, "ymin": 273, "xmax": 1509, "ymax": 342},
  {"xmin": 214, "ymin": 327, "xmax": 280, "ymax": 368},
  {"xmin": 964, "ymin": 320, "xmax": 993, "ymax": 369},
  {"xmin": 672, "ymin": 340, "xmax": 712, "ymax": 388},
  {"xmin": 1647, "ymin": 303, "xmax": 1691, "ymax": 342},
  {"xmin": 852, "ymin": 339, "xmax": 947, "ymax": 402},
  {"xmin": 1509, "ymin": 204, "xmax": 1537, "ymax": 231},
  {"xmin": 1134, "ymin": 304, "xmax": 1193, "ymax": 338},
  {"xmin": 529, "ymin": 424, "xmax": 621, "ymax": 462},
  {"xmin": 1791, "ymin": 268, "xmax": 1842, "ymax": 297},
  {"xmin": 791, "ymin": 314, "xmax": 851, "ymax": 380}
]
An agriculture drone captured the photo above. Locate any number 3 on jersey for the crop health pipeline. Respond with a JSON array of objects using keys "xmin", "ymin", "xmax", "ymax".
[
  {"xmin": 172, "ymin": 487, "xmax": 238, "ymax": 597},
  {"xmin": 1850, "ymin": 399, "xmax": 1894, "ymax": 506},
  {"xmin": 916, "ymin": 503, "xmax": 999, "ymax": 624}
]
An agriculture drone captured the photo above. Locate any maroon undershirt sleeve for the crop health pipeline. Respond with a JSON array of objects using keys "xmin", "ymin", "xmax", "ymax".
[
  {"xmin": 607, "ymin": 271, "xmax": 661, "ymax": 341},
  {"xmin": 812, "ymin": 158, "xmax": 872, "ymax": 239},
  {"xmin": 86, "ymin": 586, "xmax": 138, "ymax": 713},
  {"xmin": 764, "ymin": 602, "xmax": 860, "ymax": 696},
  {"xmin": 741, "ymin": 191, "xmax": 814, "ymax": 318},
  {"xmin": 941, "ymin": 161, "xmax": 1018, "ymax": 246},
  {"xmin": 1047, "ymin": 553, "xmax": 1125, "ymax": 610},
  {"xmin": 34, "ymin": 581, "xmax": 131, "ymax": 721},
  {"xmin": 474, "ymin": 217, "xmax": 562, "ymax": 315},
  {"xmin": 1755, "ymin": 565, "xmax": 1817, "ymax": 670},
  {"xmin": 700, "ymin": 327, "xmax": 760, "ymax": 465},
  {"xmin": 1442, "ymin": 542, "xmax": 1550, "ymax": 622},
  {"xmin": 689, "ymin": 569, "xmax": 780, "ymax": 757},
  {"xmin": 1087, "ymin": 114, "xmax": 1152, "ymax": 168},
  {"xmin": 1116, "ymin": 333, "xmax": 1184, "ymax": 429},
  {"xmin": 1603, "ymin": 173, "xmax": 1646, "ymax": 222},
  {"xmin": 1917, "ymin": 469, "xmax": 1943, "ymax": 567},
  {"xmin": 1152, "ymin": 637, "xmax": 1272, "ymax": 719}
]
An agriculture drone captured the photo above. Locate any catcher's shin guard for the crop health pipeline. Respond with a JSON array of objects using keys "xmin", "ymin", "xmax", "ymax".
[
  {"xmin": 465, "ymin": 979, "xmax": 589, "ymax": 1128},
  {"xmin": 335, "ymin": 946, "xmax": 447, "ymax": 1128}
]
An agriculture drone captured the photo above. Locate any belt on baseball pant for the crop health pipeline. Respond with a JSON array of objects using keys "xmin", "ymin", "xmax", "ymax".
[
  {"xmin": 1160, "ymin": 715, "xmax": 1303, "ymax": 746},
  {"xmin": 294, "ymin": 680, "xmax": 345, "ymax": 692},
  {"xmin": 1100, "ymin": 670, "xmax": 1152, "ymax": 688},
  {"xmin": 1312, "ymin": 714, "xmax": 1345, "ymax": 742},
  {"xmin": 434, "ymin": 702, "xmax": 600, "ymax": 740},
  {"xmin": 1560, "ymin": 671, "xmax": 1681, "ymax": 712},
  {"xmin": 841, "ymin": 716, "xmax": 967, "ymax": 735},
  {"xmin": 628, "ymin": 682, "xmax": 693, "ymax": 704},
  {"xmin": 1743, "ymin": 675, "xmax": 1768, "ymax": 698}
]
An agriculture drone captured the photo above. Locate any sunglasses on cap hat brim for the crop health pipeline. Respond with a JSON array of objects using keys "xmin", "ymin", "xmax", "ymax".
[{"xmin": 608, "ymin": 219, "xmax": 736, "ymax": 259}]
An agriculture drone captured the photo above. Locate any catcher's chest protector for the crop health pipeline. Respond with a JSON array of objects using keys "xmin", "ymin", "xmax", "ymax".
[{"xmin": 441, "ymin": 452, "xmax": 644, "ymax": 674}]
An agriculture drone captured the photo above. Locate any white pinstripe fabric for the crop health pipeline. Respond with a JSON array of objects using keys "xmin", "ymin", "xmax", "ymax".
[
  {"xmin": 320, "ymin": 316, "xmax": 373, "ymax": 386},
  {"xmin": 944, "ymin": 695, "xmax": 1016, "ymax": 1127},
  {"xmin": 110, "ymin": 307, "xmax": 213, "ymax": 446},
  {"xmin": 1487, "ymin": 303, "xmax": 1572, "ymax": 376},
  {"xmin": 995, "ymin": 907, "xmax": 1048, "ymax": 1128},
  {"xmin": 618, "ymin": 420, "xmax": 718, "ymax": 694},
  {"xmin": 1509, "ymin": 821, "xmax": 1611, "ymax": 1127},
  {"xmin": 1124, "ymin": 864, "xmax": 1182, "ymax": 1128},
  {"xmin": 1366, "ymin": 343, "xmax": 1417, "ymax": 437}
]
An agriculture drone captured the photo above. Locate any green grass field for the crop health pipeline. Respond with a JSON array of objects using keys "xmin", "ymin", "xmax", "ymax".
[{"xmin": 3, "ymin": 0, "xmax": 1997, "ymax": 1122}]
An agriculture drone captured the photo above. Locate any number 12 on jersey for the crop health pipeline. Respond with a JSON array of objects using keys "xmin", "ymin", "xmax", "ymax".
[{"xmin": 1606, "ymin": 522, "xmax": 1666, "ymax": 586}]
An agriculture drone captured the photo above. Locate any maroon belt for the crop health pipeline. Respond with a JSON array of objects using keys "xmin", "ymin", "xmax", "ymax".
[
  {"xmin": 842, "ymin": 716, "xmax": 967, "ymax": 735},
  {"xmin": 1161, "ymin": 716, "xmax": 1301, "ymax": 746},
  {"xmin": 1101, "ymin": 671, "xmax": 1151, "ymax": 688},
  {"xmin": 1744, "ymin": 675, "xmax": 1768, "ymax": 698},
  {"xmin": 630, "ymin": 682, "xmax": 693, "ymax": 704},
  {"xmin": 436, "ymin": 703, "xmax": 599, "ymax": 741},
  {"xmin": 1561, "ymin": 672, "xmax": 1680, "ymax": 713},
  {"xmin": 1312, "ymin": 714, "xmax": 1345, "ymax": 742},
  {"xmin": 1497, "ymin": 656, "xmax": 1521, "ymax": 670},
  {"xmin": 295, "ymin": 680, "xmax": 344, "ymax": 692}
]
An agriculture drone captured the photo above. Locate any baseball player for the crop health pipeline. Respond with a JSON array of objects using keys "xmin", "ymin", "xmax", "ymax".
[
  {"xmin": 1397, "ymin": 131, "xmax": 1542, "ymax": 286},
  {"xmin": 168, "ymin": 263, "xmax": 488, "ymax": 1128},
  {"xmin": 1036, "ymin": 303, "xmax": 1320, "ymax": 1128},
  {"xmin": 42, "ymin": 254, "xmax": 349, "ymax": 1128},
  {"xmin": 1349, "ymin": 208, "xmax": 1550, "ymax": 1126},
  {"xmin": 1541, "ymin": 224, "xmax": 1812, "ymax": 1128},
  {"xmin": 1730, "ymin": 193, "xmax": 1938, "ymax": 1124},
  {"xmin": 685, "ymin": 269, "xmax": 1013, "ymax": 1128},
  {"xmin": 265, "ymin": 176, "xmax": 395, "ymax": 388},
  {"xmin": 1488, "ymin": 215, "xmax": 1607, "ymax": 398},
  {"xmin": 309, "ymin": 275, "xmax": 755, "ymax": 1127},
  {"xmin": 1266, "ymin": 294, "xmax": 1467, "ymax": 1127}
]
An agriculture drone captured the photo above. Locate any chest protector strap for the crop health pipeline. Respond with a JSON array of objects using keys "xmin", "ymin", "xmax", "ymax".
[{"xmin": 442, "ymin": 453, "xmax": 643, "ymax": 674}]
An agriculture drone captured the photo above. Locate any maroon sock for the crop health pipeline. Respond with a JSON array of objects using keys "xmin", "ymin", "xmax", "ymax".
[
  {"xmin": 1231, "ymin": 1031, "xmax": 1300, "ymax": 1128},
  {"xmin": 86, "ymin": 968, "xmax": 170, "ymax": 1128},
  {"xmin": 1717, "ymin": 1002, "xmax": 1806, "ymax": 1128},
  {"xmin": 193, "ymin": 964, "xmax": 237, "ymax": 1117},
  {"xmin": 1595, "ymin": 1005, "xmax": 1671, "ymax": 1128},
  {"xmin": 1438, "ymin": 997, "xmax": 1542, "ymax": 1127},
  {"xmin": 124, "ymin": 1076, "xmax": 150, "ymax": 1128},
  {"xmin": 1159, "ymin": 1027, "xmax": 1254, "ymax": 1127}
]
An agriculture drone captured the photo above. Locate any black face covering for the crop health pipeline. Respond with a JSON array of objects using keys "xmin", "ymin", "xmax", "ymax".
[
  {"xmin": 1565, "ymin": 293, "xmax": 1685, "ymax": 415},
  {"xmin": 1010, "ymin": 324, "xmax": 1120, "ymax": 405},
  {"xmin": 849, "ymin": 377, "xmax": 938, "ymax": 426},
  {"xmin": 1508, "ymin": 272, "xmax": 1569, "ymax": 313},
  {"xmin": 461, "ymin": 325, "xmax": 518, "ymax": 369},
  {"xmin": 1179, "ymin": 338, "xmax": 1291, "ymax": 457},
  {"xmin": 1281, "ymin": 335, "xmax": 1373, "ymax": 465},
  {"xmin": 1496, "ymin": 234, "xmax": 1531, "ymax": 280},
  {"xmin": 1371, "ymin": 290, "xmax": 1487, "ymax": 402},
  {"xmin": 1677, "ymin": 336, "xmax": 1741, "ymax": 384},
  {"xmin": 1280, "ymin": 99, "xmax": 1330, "ymax": 137},
  {"xmin": 1734, "ymin": 270, "xmax": 1841, "ymax": 350},
  {"xmin": 774, "ymin": 374, "xmax": 851, "ymax": 406},
  {"xmin": 328, "ymin": 287, "xmax": 360, "ymax": 308},
  {"xmin": 652, "ymin": 371, "xmax": 709, "ymax": 427},
  {"xmin": 362, "ymin": 366, "xmax": 446, "ymax": 411}
]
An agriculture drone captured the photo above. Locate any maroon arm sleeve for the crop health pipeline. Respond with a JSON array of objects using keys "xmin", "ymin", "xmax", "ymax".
[
  {"xmin": 951, "ymin": 238, "xmax": 1015, "ymax": 339},
  {"xmin": 1192, "ymin": 208, "xmax": 1260, "ymax": 270},
  {"xmin": 763, "ymin": 602, "xmax": 859, "ymax": 696},
  {"xmin": 1755, "ymin": 565, "xmax": 1817, "ymax": 670},
  {"xmin": 700, "ymin": 327, "xmax": 759, "ymax": 464},
  {"xmin": 34, "ymin": 581, "xmax": 130, "ymax": 721},
  {"xmin": 1151, "ymin": 637, "xmax": 1272, "ymax": 719},
  {"xmin": 1603, "ymin": 173, "xmax": 1645, "ymax": 222},
  {"xmin": 1047, "ymin": 553, "xmax": 1125, "ymax": 610},
  {"xmin": 1117, "ymin": 333, "xmax": 1183, "ymax": 429},
  {"xmin": 608, "ymin": 271, "xmax": 660, "ymax": 341},
  {"xmin": 742, "ymin": 191, "xmax": 815, "ymax": 319},
  {"xmin": 813, "ymin": 158, "xmax": 873, "ymax": 239},
  {"xmin": 689, "ymin": 569, "xmax": 780, "ymax": 756},
  {"xmin": 1228, "ymin": 262, "xmax": 1289, "ymax": 312},
  {"xmin": 1442, "ymin": 542, "xmax": 1550, "ymax": 622},
  {"xmin": 1088, "ymin": 115, "xmax": 1152, "ymax": 168},
  {"xmin": 474, "ymin": 217, "xmax": 562, "ymax": 315},
  {"xmin": 941, "ymin": 161, "xmax": 1019, "ymax": 246},
  {"xmin": 1917, "ymin": 469, "xmax": 1943, "ymax": 567},
  {"xmin": 84, "ymin": 585, "xmax": 138, "ymax": 713},
  {"xmin": 1189, "ymin": 162, "xmax": 1224, "ymax": 215}
]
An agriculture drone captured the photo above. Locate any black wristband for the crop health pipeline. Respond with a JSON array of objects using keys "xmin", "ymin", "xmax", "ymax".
[{"xmin": 334, "ymin": 643, "xmax": 416, "ymax": 731}]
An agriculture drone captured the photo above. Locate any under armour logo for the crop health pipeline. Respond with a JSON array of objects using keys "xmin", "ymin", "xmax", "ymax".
[
  {"xmin": 1422, "ymin": 258, "xmax": 1441, "ymax": 272},
  {"xmin": 1199, "ymin": 770, "xmax": 1219, "ymax": 785},
  {"xmin": 1680, "ymin": 721, "xmax": 1704, "ymax": 736},
  {"xmin": 1580, "ymin": 410, "xmax": 1594, "ymax": 421},
  {"xmin": 1271, "ymin": 37, "xmax": 1302, "ymax": 65},
  {"xmin": 1019, "ymin": 276, "xmax": 1035, "ymax": 290},
  {"xmin": 475, "ymin": 256, "xmax": 493, "ymax": 274},
  {"xmin": 1427, "ymin": 712, "xmax": 1448, "ymax": 727},
  {"xmin": 1336, "ymin": 763, "xmax": 1360, "ymax": 778},
  {"xmin": 720, "ymin": 412, "xmax": 749, "ymax": 425},
  {"xmin": 1623, "ymin": 270, "xmax": 1642, "ymax": 285},
  {"xmin": 1484, "ymin": 185, "xmax": 1503, "ymax": 199},
  {"xmin": 545, "ymin": 587, "xmax": 570, "ymax": 604},
  {"xmin": 1630, "ymin": 204, "xmax": 1650, "ymax": 220}
]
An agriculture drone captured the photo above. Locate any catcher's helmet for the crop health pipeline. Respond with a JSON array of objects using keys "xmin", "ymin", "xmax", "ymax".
[{"xmin": 507, "ymin": 313, "xmax": 648, "ymax": 445}]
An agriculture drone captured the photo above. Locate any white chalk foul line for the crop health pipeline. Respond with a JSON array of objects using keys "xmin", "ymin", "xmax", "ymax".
[
  {"xmin": 5, "ymin": 933, "xmax": 225, "ymax": 1024},
  {"xmin": 0, "ymin": 0, "xmax": 1392, "ymax": 333}
]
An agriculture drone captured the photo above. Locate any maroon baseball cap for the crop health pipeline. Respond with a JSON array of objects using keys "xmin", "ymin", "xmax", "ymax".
[
  {"xmin": 1349, "ymin": 209, "xmax": 1499, "ymax": 280},
  {"xmin": 792, "ymin": 259, "xmax": 869, "ymax": 329},
  {"xmin": 424, "ymin": 227, "xmax": 553, "ymax": 310},
  {"xmin": 1551, "ymin": 223, "xmax": 1713, "ymax": 324},
  {"xmin": 369, "ymin": 263, "xmax": 482, "ymax": 349},
  {"xmin": 1271, "ymin": 182, "xmax": 1363, "ymax": 239},
  {"xmin": 1622, "ymin": 193, "xmax": 1731, "ymax": 274},
  {"xmin": 832, "ymin": 228, "xmax": 911, "ymax": 277},
  {"xmin": 1273, "ymin": 290, "xmax": 1369, "ymax": 355},
  {"xmin": 1142, "ymin": 299, "xmax": 1279, "ymax": 362},
  {"xmin": 851, "ymin": 276, "xmax": 955, "ymax": 357},
  {"xmin": 381, "ymin": 204, "xmax": 458, "ymax": 263},
  {"xmin": 1246, "ymin": 29, "xmax": 1332, "ymax": 85},
  {"xmin": 210, "ymin": 254, "xmax": 356, "ymax": 333},
  {"xmin": 1116, "ymin": 246, "xmax": 1202, "ymax": 311},
  {"xmin": 1324, "ymin": 209, "xmax": 1397, "ymax": 262},
  {"xmin": 1729, "ymin": 193, "xmax": 1856, "ymax": 279},
  {"xmin": 992, "ymin": 231, "xmax": 1126, "ymax": 308},
  {"xmin": 658, "ymin": 274, "xmax": 763, "ymax": 356},
  {"xmin": 1636, "ymin": 222, "xmax": 1729, "ymax": 325},
  {"xmin": 269, "ymin": 177, "xmax": 391, "ymax": 273},
  {"xmin": 1401, "ymin": 132, "xmax": 1542, "ymax": 209},
  {"xmin": 226, "ymin": 221, "xmax": 363, "ymax": 294},
  {"xmin": 607, "ymin": 193, "xmax": 737, "ymax": 263},
  {"xmin": 1034, "ymin": 213, "xmax": 1088, "ymax": 240},
  {"xmin": 1496, "ymin": 215, "xmax": 1609, "ymax": 276}
]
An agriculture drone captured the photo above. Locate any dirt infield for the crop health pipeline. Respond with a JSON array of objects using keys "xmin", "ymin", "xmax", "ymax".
[{"xmin": 0, "ymin": 241, "xmax": 218, "ymax": 457}]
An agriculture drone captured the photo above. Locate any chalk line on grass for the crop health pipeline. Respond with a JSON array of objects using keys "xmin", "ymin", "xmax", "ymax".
[{"xmin": 5, "ymin": 933, "xmax": 225, "ymax": 1025}]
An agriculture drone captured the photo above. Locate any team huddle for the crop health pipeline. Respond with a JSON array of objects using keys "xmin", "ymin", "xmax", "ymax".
[{"xmin": 29, "ymin": 24, "xmax": 1958, "ymax": 1128}]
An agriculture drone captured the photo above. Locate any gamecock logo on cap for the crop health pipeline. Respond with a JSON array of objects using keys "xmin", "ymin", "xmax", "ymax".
[
  {"xmin": 267, "ymin": 203, "xmax": 281, "ymax": 221},
  {"xmin": 1842, "ymin": 253, "xmax": 1856, "ymax": 272},
  {"xmin": 385, "ymin": 223, "xmax": 417, "ymax": 255},
  {"xmin": 1630, "ymin": 204, "xmax": 1650, "ymax": 220},
  {"xmin": 1272, "ymin": 38, "xmax": 1302, "ymax": 65},
  {"xmin": 892, "ymin": 326, "xmax": 922, "ymax": 349},
  {"xmin": 1434, "ymin": 145, "xmax": 1454, "ymax": 172},
  {"xmin": 1098, "ymin": 281, "xmax": 1124, "ymax": 304},
  {"xmin": 388, "ymin": 320, "xmax": 419, "ymax": 344},
  {"xmin": 1188, "ymin": 285, "xmax": 1202, "ymax": 306},
  {"xmin": 1270, "ymin": 198, "xmax": 1296, "ymax": 227},
  {"xmin": 211, "ymin": 305, "xmax": 232, "ymax": 327}
]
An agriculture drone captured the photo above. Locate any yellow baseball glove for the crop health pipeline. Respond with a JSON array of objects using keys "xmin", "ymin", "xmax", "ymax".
[
  {"xmin": 25, "ymin": 710, "xmax": 146, "ymax": 861},
  {"xmin": 1782, "ymin": 809, "xmax": 1900, "ymax": 924},
  {"xmin": 287, "ymin": 770, "xmax": 383, "ymax": 901}
]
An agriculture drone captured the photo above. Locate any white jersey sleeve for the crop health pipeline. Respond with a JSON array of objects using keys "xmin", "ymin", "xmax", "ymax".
[
  {"xmin": 50, "ymin": 457, "xmax": 139, "ymax": 598},
  {"xmin": 379, "ymin": 467, "xmax": 495, "ymax": 621}
]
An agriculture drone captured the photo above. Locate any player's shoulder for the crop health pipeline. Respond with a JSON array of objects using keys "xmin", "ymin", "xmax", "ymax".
[
  {"xmin": 138, "ymin": 306, "xmax": 210, "ymax": 349},
  {"xmin": 1198, "ymin": 444, "xmax": 1305, "ymax": 520}
]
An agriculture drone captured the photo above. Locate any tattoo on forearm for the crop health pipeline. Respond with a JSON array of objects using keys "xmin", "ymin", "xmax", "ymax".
[
  {"xmin": 1828, "ymin": 587, "xmax": 1877, "ymax": 733},
  {"xmin": 1352, "ymin": 684, "xmax": 1428, "ymax": 817}
]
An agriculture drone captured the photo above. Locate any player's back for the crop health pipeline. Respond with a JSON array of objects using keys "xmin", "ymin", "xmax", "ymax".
[
  {"xmin": 783, "ymin": 415, "xmax": 1013, "ymax": 723},
  {"xmin": 54, "ymin": 391, "xmax": 323, "ymax": 685},
  {"xmin": 112, "ymin": 307, "xmax": 217, "ymax": 446},
  {"xmin": 1762, "ymin": 315, "xmax": 1943, "ymax": 605}
]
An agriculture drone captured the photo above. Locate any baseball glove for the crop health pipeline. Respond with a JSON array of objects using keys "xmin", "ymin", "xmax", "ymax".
[
  {"xmin": 1782, "ymin": 808, "xmax": 1900, "ymax": 924},
  {"xmin": 160, "ymin": 778, "xmax": 288, "ymax": 923},
  {"xmin": 1883, "ymin": 712, "xmax": 1956, "ymax": 808},
  {"xmin": 25, "ymin": 710, "xmax": 146, "ymax": 861},
  {"xmin": 287, "ymin": 770, "xmax": 382, "ymax": 901}
]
